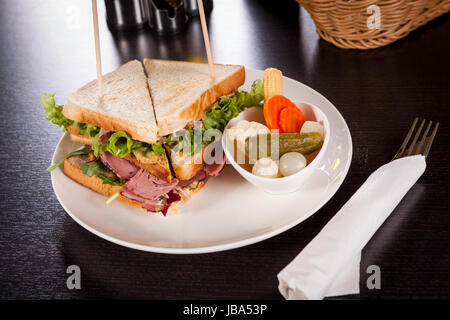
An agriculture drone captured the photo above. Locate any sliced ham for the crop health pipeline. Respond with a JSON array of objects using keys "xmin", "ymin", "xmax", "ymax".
[
  {"xmin": 178, "ymin": 170, "xmax": 207, "ymax": 188},
  {"xmin": 99, "ymin": 152, "xmax": 139, "ymax": 180},
  {"xmin": 122, "ymin": 169, "xmax": 178, "ymax": 201}
]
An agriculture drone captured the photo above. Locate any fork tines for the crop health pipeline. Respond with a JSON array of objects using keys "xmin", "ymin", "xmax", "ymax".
[{"xmin": 393, "ymin": 118, "xmax": 439, "ymax": 160}]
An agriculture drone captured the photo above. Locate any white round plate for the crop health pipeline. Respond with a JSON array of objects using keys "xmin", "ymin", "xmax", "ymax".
[{"xmin": 51, "ymin": 68, "xmax": 352, "ymax": 254}]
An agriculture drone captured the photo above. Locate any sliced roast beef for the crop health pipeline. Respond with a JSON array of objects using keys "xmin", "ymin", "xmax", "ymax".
[
  {"xmin": 204, "ymin": 152, "xmax": 226, "ymax": 176},
  {"xmin": 178, "ymin": 170, "xmax": 207, "ymax": 188},
  {"xmin": 98, "ymin": 128, "xmax": 113, "ymax": 144},
  {"xmin": 120, "ymin": 189, "xmax": 148, "ymax": 203},
  {"xmin": 144, "ymin": 198, "xmax": 168, "ymax": 213},
  {"xmin": 121, "ymin": 189, "xmax": 168, "ymax": 212},
  {"xmin": 99, "ymin": 152, "xmax": 139, "ymax": 180},
  {"xmin": 122, "ymin": 169, "xmax": 179, "ymax": 200},
  {"xmin": 121, "ymin": 187, "xmax": 180, "ymax": 214}
]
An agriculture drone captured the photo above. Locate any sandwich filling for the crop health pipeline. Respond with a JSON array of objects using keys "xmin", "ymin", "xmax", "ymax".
[
  {"xmin": 43, "ymin": 79, "xmax": 263, "ymax": 215},
  {"xmin": 77, "ymin": 144, "xmax": 208, "ymax": 215}
]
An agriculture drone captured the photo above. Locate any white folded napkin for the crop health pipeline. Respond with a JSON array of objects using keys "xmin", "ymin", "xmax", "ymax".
[{"xmin": 278, "ymin": 155, "xmax": 426, "ymax": 300}]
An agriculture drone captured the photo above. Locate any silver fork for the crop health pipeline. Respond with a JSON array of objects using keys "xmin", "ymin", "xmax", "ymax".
[{"xmin": 393, "ymin": 118, "xmax": 439, "ymax": 160}]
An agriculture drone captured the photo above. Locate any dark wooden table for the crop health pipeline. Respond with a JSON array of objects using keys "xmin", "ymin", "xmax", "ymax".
[{"xmin": 0, "ymin": 0, "xmax": 449, "ymax": 299}]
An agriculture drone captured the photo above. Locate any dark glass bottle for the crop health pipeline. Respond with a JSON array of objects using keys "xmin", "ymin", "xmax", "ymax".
[{"xmin": 104, "ymin": 0, "xmax": 149, "ymax": 31}]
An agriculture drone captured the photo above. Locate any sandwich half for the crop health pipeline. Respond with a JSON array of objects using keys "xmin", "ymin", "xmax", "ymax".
[
  {"xmin": 64, "ymin": 60, "xmax": 158, "ymax": 144},
  {"xmin": 44, "ymin": 59, "xmax": 253, "ymax": 215},
  {"xmin": 144, "ymin": 58, "xmax": 245, "ymax": 181},
  {"xmin": 144, "ymin": 58, "xmax": 245, "ymax": 136}
]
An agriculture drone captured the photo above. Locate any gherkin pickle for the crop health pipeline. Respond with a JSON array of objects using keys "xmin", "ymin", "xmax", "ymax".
[{"xmin": 244, "ymin": 132, "xmax": 324, "ymax": 161}]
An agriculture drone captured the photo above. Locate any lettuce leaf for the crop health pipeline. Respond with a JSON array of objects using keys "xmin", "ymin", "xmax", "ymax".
[
  {"xmin": 46, "ymin": 146, "xmax": 92, "ymax": 172},
  {"xmin": 203, "ymin": 79, "xmax": 264, "ymax": 133},
  {"xmin": 165, "ymin": 79, "xmax": 264, "ymax": 154},
  {"xmin": 73, "ymin": 122, "xmax": 100, "ymax": 137},
  {"xmin": 80, "ymin": 161, "xmax": 126, "ymax": 186},
  {"xmin": 97, "ymin": 174, "xmax": 126, "ymax": 186},
  {"xmin": 92, "ymin": 130, "xmax": 166, "ymax": 159},
  {"xmin": 108, "ymin": 131, "xmax": 134, "ymax": 158},
  {"xmin": 151, "ymin": 142, "xmax": 166, "ymax": 156},
  {"xmin": 42, "ymin": 93, "xmax": 73, "ymax": 131},
  {"xmin": 131, "ymin": 140, "xmax": 166, "ymax": 157},
  {"xmin": 79, "ymin": 161, "xmax": 105, "ymax": 176},
  {"xmin": 42, "ymin": 93, "xmax": 101, "ymax": 137},
  {"xmin": 165, "ymin": 126, "xmax": 202, "ymax": 155}
]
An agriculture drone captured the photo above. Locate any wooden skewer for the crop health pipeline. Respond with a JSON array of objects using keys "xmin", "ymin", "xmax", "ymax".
[
  {"xmin": 91, "ymin": 0, "xmax": 103, "ymax": 98},
  {"xmin": 197, "ymin": 0, "xmax": 215, "ymax": 79}
]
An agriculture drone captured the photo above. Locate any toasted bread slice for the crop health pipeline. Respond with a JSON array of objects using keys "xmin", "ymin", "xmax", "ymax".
[
  {"xmin": 144, "ymin": 58, "xmax": 245, "ymax": 136},
  {"xmin": 63, "ymin": 60, "xmax": 158, "ymax": 144},
  {"xmin": 67, "ymin": 127, "xmax": 93, "ymax": 145},
  {"xmin": 63, "ymin": 155, "xmax": 207, "ymax": 213},
  {"xmin": 67, "ymin": 128, "xmax": 172, "ymax": 182}
]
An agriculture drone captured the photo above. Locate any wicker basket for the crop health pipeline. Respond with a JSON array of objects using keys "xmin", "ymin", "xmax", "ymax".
[{"xmin": 296, "ymin": 0, "xmax": 450, "ymax": 49}]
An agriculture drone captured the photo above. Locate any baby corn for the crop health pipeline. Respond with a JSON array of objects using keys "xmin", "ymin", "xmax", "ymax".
[{"xmin": 264, "ymin": 68, "xmax": 283, "ymax": 101}]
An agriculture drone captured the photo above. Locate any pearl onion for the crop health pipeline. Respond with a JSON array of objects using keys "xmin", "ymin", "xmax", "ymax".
[
  {"xmin": 279, "ymin": 152, "xmax": 307, "ymax": 177},
  {"xmin": 252, "ymin": 157, "xmax": 279, "ymax": 178}
]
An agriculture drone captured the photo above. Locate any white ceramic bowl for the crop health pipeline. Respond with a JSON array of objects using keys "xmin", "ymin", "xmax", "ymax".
[{"xmin": 222, "ymin": 102, "xmax": 330, "ymax": 194}]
